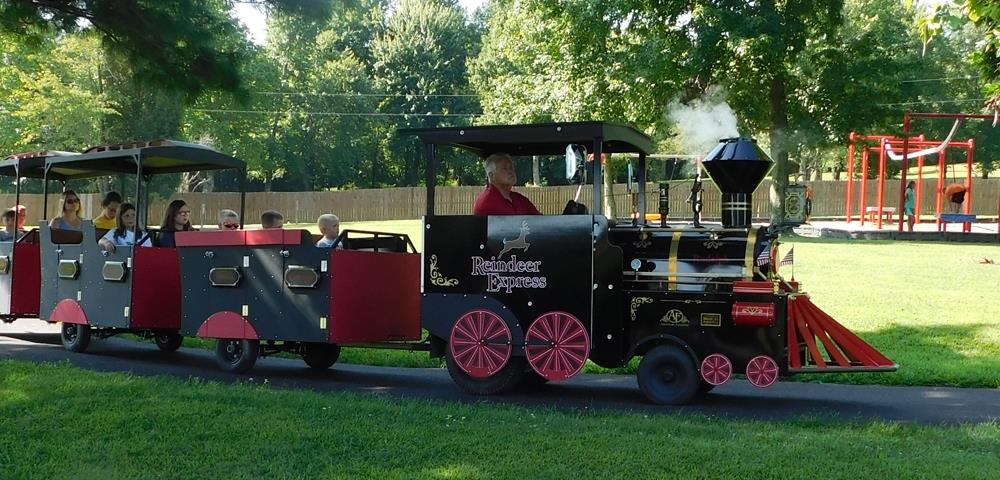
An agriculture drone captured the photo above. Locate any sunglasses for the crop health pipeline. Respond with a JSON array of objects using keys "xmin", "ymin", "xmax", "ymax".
[
  {"xmin": 222, "ymin": 223, "xmax": 240, "ymax": 230},
  {"xmin": 65, "ymin": 198, "xmax": 79, "ymax": 204}
]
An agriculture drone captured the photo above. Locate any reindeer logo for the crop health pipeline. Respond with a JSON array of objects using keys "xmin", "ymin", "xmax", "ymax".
[{"xmin": 498, "ymin": 220, "xmax": 531, "ymax": 258}]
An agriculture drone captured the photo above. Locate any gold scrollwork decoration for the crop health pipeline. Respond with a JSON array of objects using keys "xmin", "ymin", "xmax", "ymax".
[
  {"xmin": 742, "ymin": 306, "xmax": 764, "ymax": 315},
  {"xmin": 632, "ymin": 232, "xmax": 652, "ymax": 249},
  {"xmin": 630, "ymin": 296, "xmax": 653, "ymax": 321},
  {"xmin": 703, "ymin": 240, "xmax": 723, "ymax": 249},
  {"xmin": 429, "ymin": 254, "xmax": 459, "ymax": 287}
]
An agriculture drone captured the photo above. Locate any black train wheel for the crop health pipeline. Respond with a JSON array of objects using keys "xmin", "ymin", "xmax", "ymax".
[
  {"xmin": 302, "ymin": 343, "xmax": 341, "ymax": 369},
  {"xmin": 215, "ymin": 339, "xmax": 259, "ymax": 373},
  {"xmin": 446, "ymin": 351, "xmax": 526, "ymax": 395},
  {"xmin": 637, "ymin": 345, "xmax": 699, "ymax": 405},
  {"xmin": 154, "ymin": 333, "xmax": 183, "ymax": 352},
  {"xmin": 61, "ymin": 323, "xmax": 91, "ymax": 353}
]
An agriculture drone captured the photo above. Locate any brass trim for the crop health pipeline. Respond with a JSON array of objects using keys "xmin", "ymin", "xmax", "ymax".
[
  {"xmin": 428, "ymin": 254, "xmax": 459, "ymax": 287},
  {"xmin": 0, "ymin": 255, "xmax": 9, "ymax": 275},
  {"xmin": 58, "ymin": 260, "xmax": 80, "ymax": 280},
  {"xmin": 101, "ymin": 261, "xmax": 127, "ymax": 282},
  {"xmin": 209, "ymin": 267, "xmax": 242, "ymax": 287},
  {"xmin": 284, "ymin": 265, "xmax": 320, "ymax": 288},
  {"xmin": 630, "ymin": 297, "xmax": 653, "ymax": 321},
  {"xmin": 667, "ymin": 231, "xmax": 682, "ymax": 291},
  {"xmin": 743, "ymin": 226, "xmax": 759, "ymax": 279}
]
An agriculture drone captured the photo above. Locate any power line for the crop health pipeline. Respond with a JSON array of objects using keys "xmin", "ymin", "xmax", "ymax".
[
  {"xmin": 876, "ymin": 98, "xmax": 987, "ymax": 107},
  {"xmin": 189, "ymin": 108, "xmax": 483, "ymax": 117},
  {"xmin": 899, "ymin": 76, "xmax": 977, "ymax": 83},
  {"xmin": 250, "ymin": 91, "xmax": 481, "ymax": 98}
]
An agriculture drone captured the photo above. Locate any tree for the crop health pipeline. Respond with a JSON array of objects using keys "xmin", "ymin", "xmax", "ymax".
[
  {"xmin": 0, "ymin": 0, "xmax": 326, "ymax": 98},
  {"xmin": 965, "ymin": 0, "xmax": 999, "ymax": 108},
  {"xmin": 371, "ymin": 0, "xmax": 480, "ymax": 186}
]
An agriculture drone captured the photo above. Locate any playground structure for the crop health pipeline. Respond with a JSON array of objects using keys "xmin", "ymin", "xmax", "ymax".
[{"xmin": 845, "ymin": 112, "xmax": 999, "ymax": 233}]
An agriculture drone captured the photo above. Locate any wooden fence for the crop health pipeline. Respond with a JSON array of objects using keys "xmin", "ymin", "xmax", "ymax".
[{"xmin": 2, "ymin": 178, "xmax": 997, "ymax": 226}]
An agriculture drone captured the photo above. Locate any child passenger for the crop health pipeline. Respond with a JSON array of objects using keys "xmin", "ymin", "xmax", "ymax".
[
  {"xmin": 93, "ymin": 191, "xmax": 122, "ymax": 230},
  {"xmin": 0, "ymin": 209, "xmax": 19, "ymax": 241},
  {"xmin": 98, "ymin": 203, "xmax": 151, "ymax": 252},
  {"xmin": 315, "ymin": 214, "xmax": 341, "ymax": 248},
  {"xmin": 261, "ymin": 210, "xmax": 284, "ymax": 229}
]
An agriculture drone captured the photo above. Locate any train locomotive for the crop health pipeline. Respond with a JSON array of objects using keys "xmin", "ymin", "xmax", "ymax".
[
  {"xmin": 408, "ymin": 122, "xmax": 896, "ymax": 405},
  {"xmin": 3, "ymin": 121, "xmax": 896, "ymax": 406}
]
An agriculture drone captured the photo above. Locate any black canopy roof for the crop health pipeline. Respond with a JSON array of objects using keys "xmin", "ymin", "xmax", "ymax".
[
  {"xmin": 43, "ymin": 140, "xmax": 245, "ymax": 180},
  {"xmin": 399, "ymin": 121, "xmax": 654, "ymax": 157},
  {"xmin": 0, "ymin": 151, "xmax": 78, "ymax": 179}
]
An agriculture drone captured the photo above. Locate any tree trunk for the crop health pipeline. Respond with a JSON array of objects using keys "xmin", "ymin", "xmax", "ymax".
[{"xmin": 768, "ymin": 74, "xmax": 790, "ymax": 225}]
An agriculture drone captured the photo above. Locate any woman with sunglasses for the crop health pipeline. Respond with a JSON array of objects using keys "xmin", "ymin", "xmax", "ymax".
[
  {"xmin": 218, "ymin": 209, "xmax": 240, "ymax": 230},
  {"xmin": 48, "ymin": 190, "xmax": 83, "ymax": 231},
  {"xmin": 157, "ymin": 199, "xmax": 195, "ymax": 247}
]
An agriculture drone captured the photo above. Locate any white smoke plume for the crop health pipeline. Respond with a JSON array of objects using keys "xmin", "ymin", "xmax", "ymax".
[{"xmin": 666, "ymin": 86, "xmax": 740, "ymax": 156}]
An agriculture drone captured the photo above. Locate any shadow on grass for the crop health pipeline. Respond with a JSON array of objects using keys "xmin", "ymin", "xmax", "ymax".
[{"xmin": 792, "ymin": 322, "xmax": 1000, "ymax": 388}]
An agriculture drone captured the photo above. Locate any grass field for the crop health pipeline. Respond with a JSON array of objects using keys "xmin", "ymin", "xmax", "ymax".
[
  {"xmin": 264, "ymin": 220, "xmax": 1000, "ymax": 388},
  {"xmin": 1, "ymin": 360, "xmax": 997, "ymax": 479}
]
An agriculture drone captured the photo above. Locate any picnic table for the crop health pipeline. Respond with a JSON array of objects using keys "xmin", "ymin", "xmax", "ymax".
[
  {"xmin": 938, "ymin": 213, "xmax": 976, "ymax": 233},
  {"xmin": 865, "ymin": 206, "xmax": 896, "ymax": 224}
]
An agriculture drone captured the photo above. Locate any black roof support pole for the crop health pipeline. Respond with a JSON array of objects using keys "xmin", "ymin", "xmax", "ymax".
[
  {"xmin": 239, "ymin": 167, "xmax": 247, "ymax": 229},
  {"xmin": 13, "ymin": 166, "xmax": 20, "ymax": 218},
  {"xmin": 637, "ymin": 153, "xmax": 647, "ymax": 225},
  {"xmin": 133, "ymin": 155, "xmax": 142, "ymax": 263},
  {"xmin": 592, "ymin": 137, "xmax": 604, "ymax": 216},
  {"xmin": 425, "ymin": 142, "xmax": 437, "ymax": 216},
  {"xmin": 42, "ymin": 164, "xmax": 51, "ymax": 221}
]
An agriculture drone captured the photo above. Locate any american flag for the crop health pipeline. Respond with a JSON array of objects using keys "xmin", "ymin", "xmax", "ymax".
[
  {"xmin": 755, "ymin": 248, "xmax": 770, "ymax": 266},
  {"xmin": 780, "ymin": 247, "xmax": 794, "ymax": 266}
]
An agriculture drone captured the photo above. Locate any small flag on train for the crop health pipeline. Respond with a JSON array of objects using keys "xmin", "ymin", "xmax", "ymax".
[
  {"xmin": 781, "ymin": 247, "xmax": 794, "ymax": 266},
  {"xmin": 755, "ymin": 249, "xmax": 770, "ymax": 266}
]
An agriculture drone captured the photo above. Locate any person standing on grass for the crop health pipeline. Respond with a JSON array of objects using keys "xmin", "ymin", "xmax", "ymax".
[{"xmin": 904, "ymin": 181, "xmax": 916, "ymax": 232}]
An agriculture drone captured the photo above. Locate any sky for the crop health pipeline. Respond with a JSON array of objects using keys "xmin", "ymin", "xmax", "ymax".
[{"xmin": 233, "ymin": 0, "xmax": 487, "ymax": 46}]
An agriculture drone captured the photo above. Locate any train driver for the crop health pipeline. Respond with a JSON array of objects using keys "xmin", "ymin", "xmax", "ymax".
[{"xmin": 473, "ymin": 152, "xmax": 541, "ymax": 216}]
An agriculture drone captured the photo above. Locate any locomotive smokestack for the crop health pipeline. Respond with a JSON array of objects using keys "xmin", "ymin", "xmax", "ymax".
[{"xmin": 701, "ymin": 137, "xmax": 773, "ymax": 228}]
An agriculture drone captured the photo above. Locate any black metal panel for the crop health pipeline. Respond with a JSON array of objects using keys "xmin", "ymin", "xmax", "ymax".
[
  {"xmin": 177, "ymin": 245, "xmax": 248, "ymax": 336},
  {"xmin": 39, "ymin": 225, "xmax": 85, "ymax": 321},
  {"xmin": 399, "ymin": 121, "xmax": 654, "ymax": 157},
  {"xmin": 422, "ymin": 214, "xmax": 594, "ymax": 351},
  {"xmin": 245, "ymin": 247, "xmax": 287, "ymax": 341},
  {"xmin": 611, "ymin": 226, "xmax": 774, "ymax": 293},
  {"xmin": 78, "ymin": 224, "xmax": 132, "ymax": 329},
  {"xmin": 277, "ymin": 245, "xmax": 330, "ymax": 343},
  {"xmin": 589, "ymin": 216, "xmax": 627, "ymax": 367},
  {"xmin": 626, "ymin": 291, "xmax": 787, "ymax": 373}
]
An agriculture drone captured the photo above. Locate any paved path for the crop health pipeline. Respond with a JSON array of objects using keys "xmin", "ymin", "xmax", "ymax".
[{"xmin": 2, "ymin": 320, "xmax": 997, "ymax": 425}]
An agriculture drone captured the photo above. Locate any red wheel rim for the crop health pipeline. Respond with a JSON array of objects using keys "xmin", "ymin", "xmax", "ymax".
[
  {"xmin": 700, "ymin": 353, "xmax": 732, "ymax": 386},
  {"xmin": 524, "ymin": 311, "xmax": 590, "ymax": 381},
  {"xmin": 746, "ymin": 355, "xmax": 779, "ymax": 388},
  {"xmin": 449, "ymin": 310, "xmax": 512, "ymax": 378}
]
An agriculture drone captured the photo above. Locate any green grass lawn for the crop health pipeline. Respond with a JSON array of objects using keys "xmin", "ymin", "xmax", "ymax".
[
  {"xmin": 1, "ymin": 360, "xmax": 997, "ymax": 480},
  {"xmin": 169, "ymin": 220, "xmax": 1000, "ymax": 387}
]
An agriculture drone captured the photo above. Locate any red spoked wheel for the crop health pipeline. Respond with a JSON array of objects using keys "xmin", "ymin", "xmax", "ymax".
[
  {"xmin": 700, "ymin": 353, "xmax": 732, "ymax": 386},
  {"xmin": 449, "ymin": 309, "xmax": 512, "ymax": 378},
  {"xmin": 524, "ymin": 311, "xmax": 590, "ymax": 381},
  {"xmin": 746, "ymin": 355, "xmax": 779, "ymax": 388}
]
